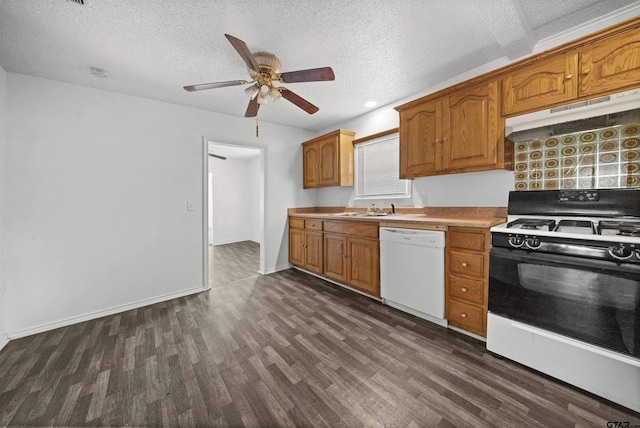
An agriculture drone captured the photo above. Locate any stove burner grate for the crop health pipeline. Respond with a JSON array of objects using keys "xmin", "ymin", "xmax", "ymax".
[{"xmin": 506, "ymin": 218, "xmax": 556, "ymax": 231}]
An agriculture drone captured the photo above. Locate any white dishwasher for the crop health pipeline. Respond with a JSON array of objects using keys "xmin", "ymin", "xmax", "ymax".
[{"xmin": 379, "ymin": 227, "xmax": 446, "ymax": 326}]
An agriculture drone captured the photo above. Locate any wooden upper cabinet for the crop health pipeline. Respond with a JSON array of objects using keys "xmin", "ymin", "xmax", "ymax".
[
  {"xmin": 303, "ymin": 143, "xmax": 320, "ymax": 188},
  {"xmin": 579, "ymin": 30, "xmax": 640, "ymax": 96},
  {"xmin": 397, "ymin": 79, "xmax": 510, "ymax": 178},
  {"xmin": 302, "ymin": 129, "xmax": 355, "ymax": 189},
  {"xmin": 442, "ymin": 80, "xmax": 501, "ymax": 171},
  {"xmin": 399, "ymin": 99, "xmax": 442, "ymax": 178},
  {"xmin": 502, "ymin": 53, "xmax": 579, "ymax": 116}
]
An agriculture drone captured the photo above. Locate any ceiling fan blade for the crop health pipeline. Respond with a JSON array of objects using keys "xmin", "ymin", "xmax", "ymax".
[
  {"xmin": 208, "ymin": 153, "xmax": 227, "ymax": 160},
  {"xmin": 279, "ymin": 67, "xmax": 335, "ymax": 83},
  {"xmin": 245, "ymin": 97, "xmax": 260, "ymax": 117},
  {"xmin": 183, "ymin": 80, "xmax": 248, "ymax": 92},
  {"xmin": 225, "ymin": 34, "xmax": 261, "ymax": 74},
  {"xmin": 281, "ymin": 88, "xmax": 319, "ymax": 114}
]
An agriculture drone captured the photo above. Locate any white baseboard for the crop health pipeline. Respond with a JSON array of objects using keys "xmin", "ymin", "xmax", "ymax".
[
  {"xmin": 0, "ymin": 335, "xmax": 8, "ymax": 352},
  {"xmin": 263, "ymin": 263, "xmax": 294, "ymax": 275},
  {"xmin": 7, "ymin": 286, "xmax": 207, "ymax": 341}
]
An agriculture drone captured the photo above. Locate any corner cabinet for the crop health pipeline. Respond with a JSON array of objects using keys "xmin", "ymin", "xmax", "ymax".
[
  {"xmin": 397, "ymin": 79, "xmax": 512, "ymax": 178},
  {"xmin": 302, "ymin": 129, "xmax": 356, "ymax": 189},
  {"xmin": 503, "ymin": 23, "xmax": 640, "ymax": 116},
  {"xmin": 445, "ymin": 227, "xmax": 490, "ymax": 337}
]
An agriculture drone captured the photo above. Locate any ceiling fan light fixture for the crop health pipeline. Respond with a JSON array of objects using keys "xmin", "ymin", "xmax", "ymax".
[
  {"xmin": 269, "ymin": 87, "xmax": 282, "ymax": 102},
  {"xmin": 244, "ymin": 85, "xmax": 259, "ymax": 99},
  {"xmin": 257, "ymin": 94, "xmax": 269, "ymax": 105}
]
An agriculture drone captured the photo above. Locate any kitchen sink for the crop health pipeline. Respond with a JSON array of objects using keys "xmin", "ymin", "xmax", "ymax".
[{"xmin": 330, "ymin": 212, "xmax": 390, "ymax": 217}]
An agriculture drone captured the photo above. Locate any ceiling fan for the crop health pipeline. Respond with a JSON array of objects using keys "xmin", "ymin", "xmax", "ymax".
[{"xmin": 184, "ymin": 34, "xmax": 335, "ymax": 118}]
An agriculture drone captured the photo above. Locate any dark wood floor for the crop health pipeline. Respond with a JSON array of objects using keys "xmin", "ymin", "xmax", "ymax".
[
  {"xmin": 209, "ymin": 241, "xmax": 260, "ymax": 288},
  {"xmin": 1, "ymin": 268, "xmax": 639, "ymax": 427}
]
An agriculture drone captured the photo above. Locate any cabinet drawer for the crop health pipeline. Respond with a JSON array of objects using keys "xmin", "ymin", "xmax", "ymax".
[
  {"xmin": 449, "ymin": 229, "xmax": 485, "ymax": 252},
  {"xmin": 324, "ymin": 221, "xmax": 378, "ymax": 238},
  {"xmin": 449, "ymin": 250, "xmax": 484, "ymax": 279},
  {"xmin": 448, "ymin": 275, "xmax": 484, "ymax": 305},
  {"xmin": 447, "ymin": 299, "xmax": 483, "ymax": 333},
  {"xmin": 305, "ymin": 219, "xmax": 323, "ymax": 231},
  {"xmin": 290, "ymin": 217, "xmax": 305, "ymax": 229}
]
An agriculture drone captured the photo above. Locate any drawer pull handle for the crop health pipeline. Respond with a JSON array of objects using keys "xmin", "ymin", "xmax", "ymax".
[
  {"xmin": 461, "ymin": 262, "xmax": 468, "ymax": 267},
  {"xmin": 461, "ymin": 313, "xmax": 468, "ymax": 318},
  {"xmin": 582, "ymin": 68, "xmax": 590, "ymax": 75},
  {"xmin": 566, "ymin": 74, "xmax": 573, "ymax": 80},
  {"xmin": 461, "ymin": 287, "xmax": 468, "ymax": 292}
]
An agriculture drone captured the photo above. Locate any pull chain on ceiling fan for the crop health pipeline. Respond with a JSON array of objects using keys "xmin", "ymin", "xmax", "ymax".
[{"xmin": 183, "ymin": 34, "xmax": 335, "ymax": 134}]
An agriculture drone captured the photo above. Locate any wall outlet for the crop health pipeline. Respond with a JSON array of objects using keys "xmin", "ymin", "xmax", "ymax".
[
  {"xmin": 421, "ymin": 195, "xmax": 427, "ymax": 206},
  {"xmin": 187, "ymin": 200, "xmax": 195, "ymax": 211}
]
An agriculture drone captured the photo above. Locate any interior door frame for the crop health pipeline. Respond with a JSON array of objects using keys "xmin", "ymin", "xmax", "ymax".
[{"xmin": 201, "ymin": 137, "xmax": 266, "ymax": 289}]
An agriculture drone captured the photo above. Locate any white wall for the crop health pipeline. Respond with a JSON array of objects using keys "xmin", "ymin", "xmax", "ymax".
[
  {"xmin": 209, "ymin": 156, "xmax": 260, "ymax": 245},
  {"xmin": 0, "ymin": 65, "xmax": 7, "ymax": 350},
  {"xmin": 5, "ymin": 73, "xmax": 314, "ymax": 337}
]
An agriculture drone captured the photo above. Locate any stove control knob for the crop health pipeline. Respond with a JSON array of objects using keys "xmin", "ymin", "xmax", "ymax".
[
  {"xmin": 508, "ymin": 235, "xmax": 524, "ymax": 248},
  {"xmin": 608, "ymin": 244, "xmax": 633, "ymax": 260},
  {"xmin": 525, "ymin": 236, "xmax": 541, "ymax": 249}
]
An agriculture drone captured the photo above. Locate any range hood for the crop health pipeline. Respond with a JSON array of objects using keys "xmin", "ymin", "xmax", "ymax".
[{"xmin": 506, "ymin": 89, "xmax": 640, "ymax": 143}]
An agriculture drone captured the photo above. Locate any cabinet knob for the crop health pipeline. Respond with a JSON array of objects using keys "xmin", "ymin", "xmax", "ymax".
[
  {"xmin": 461, "ymin": 287, "xmax": 468, "ymax": 293},
  {"xmin": 461, "ymin": 262, "xmax": 468, "ymax": 267},
  {"xmin": 582, "ymin": 68, "xmax": 591, "ymax": 75},
  {"xmin": 343, "ymin": 254, "xmax": 347, "ymax": 258},
  {"xmin": 460, "ymin": 313, "xmax": 468, "ymax": 318},
  {"xmin": 566, "ymin": 74, "xmax": 574, "ymax": 80}
]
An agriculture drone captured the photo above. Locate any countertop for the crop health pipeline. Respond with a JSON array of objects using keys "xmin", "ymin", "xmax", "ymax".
[{"xmin": 288, "ymin": 207, "xmax": 507, "ymax": 229}]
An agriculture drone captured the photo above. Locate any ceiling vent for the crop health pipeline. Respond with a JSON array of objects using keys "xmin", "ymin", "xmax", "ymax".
[{"xmin": 66, "ymin": 0, "xmax": 84, "ymax": 5}]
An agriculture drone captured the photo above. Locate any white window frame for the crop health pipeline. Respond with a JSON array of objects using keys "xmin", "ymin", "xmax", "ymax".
[{"xmin": 354, "ymin": 130, "xmax": 411, "ymax": 200}]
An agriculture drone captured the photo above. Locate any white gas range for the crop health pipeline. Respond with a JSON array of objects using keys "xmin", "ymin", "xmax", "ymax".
[{"xmin": 487, "ymin": 189, "xmax": 640, "ymax": 413}]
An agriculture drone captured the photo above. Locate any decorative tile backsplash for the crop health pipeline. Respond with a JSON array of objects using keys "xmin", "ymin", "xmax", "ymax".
[{"xmin": 514, "ymin": 122, "xmax": 640, "ymax": 191}]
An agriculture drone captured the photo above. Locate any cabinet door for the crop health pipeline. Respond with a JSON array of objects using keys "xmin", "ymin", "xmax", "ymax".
[
  {"xmin": 318, "ymin": 136, "xmax": 339, "ymax": 186},
  {"xmin": 580, "ymin": 30, "xmax": 640, "ymax": 96},
  {"xmin": 324, "ymin": 233, "xmax": 348, "ymax": 283},
  {"xmin": 304, "ymin": 231, "xmax": 324, "ymax": 274},
  {"xmin": 289, "ymin": 228, "xmax": 305, "ymax": 266},
  {"xmin": 502, "ymin": 53, "xmax": 578, "ymax": 115},
  {"xmin": 399, "ymin": 100, "xmax": 442, "ymax": 178},
  {"xmin": 303, "ymin": 142, "xmax": 320, "ymax": 188},
  {"xmin": 348, "ymin": 237, "xmax": 380, "ymax": 296},
  {"xmin": 442, "ymin": 81, "xmax": 499, "ymax": 171}
]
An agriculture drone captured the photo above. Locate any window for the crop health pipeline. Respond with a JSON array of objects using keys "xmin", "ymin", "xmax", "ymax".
[{"xmin": 354, "ymin": 131, "xmax": 411, "ymax": 199}]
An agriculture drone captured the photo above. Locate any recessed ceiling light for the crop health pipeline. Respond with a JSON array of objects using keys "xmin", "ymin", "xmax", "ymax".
[
  {"xmin": 90, "ymin": 67, "xmax": 111, "ymax": 78},
  {"xmin": 364, "ymin": 101, "xmax": 378, "ymax": 108}
]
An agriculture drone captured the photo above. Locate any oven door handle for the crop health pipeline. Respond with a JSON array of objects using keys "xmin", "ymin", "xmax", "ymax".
[{"xmin": 490, "ymin": 246, "xmax": 640, "ymax": 275}]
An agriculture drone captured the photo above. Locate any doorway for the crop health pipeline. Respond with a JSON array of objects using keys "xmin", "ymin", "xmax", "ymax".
[{"xmin": 204, "ymin": 140, "xmax": 264, "ymax": 288}]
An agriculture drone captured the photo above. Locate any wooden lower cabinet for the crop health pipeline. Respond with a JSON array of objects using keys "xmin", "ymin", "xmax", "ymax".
[
  {"xmin": 324, "ymin": 233, "xmax": 379, "ymax": 295},
  {"xmin": 289, "ymin": 217, "xmax": 380, "ymax": 297},
  {"xmin": 346, "ymin": 236, "xmax": 380, "ymax": 296},
  {"xmin": 288, "ymin": 218, "xmax": 323, "ymax": 275},
  {"xmin": 324, "ymin": 233, "xmax": 348, "ymax": 283},
  {"xmin": 445, "ymin": 227, "xmax": 490, "ymax": 336}
]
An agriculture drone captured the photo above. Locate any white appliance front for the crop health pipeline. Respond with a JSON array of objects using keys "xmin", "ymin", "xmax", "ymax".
[
  {"xmin": 380, "ymin": 227, "xmax": 446, "ymax": 326},
  {"xmin": 487, "ymin": 313, "xmax": 640, "ymax": 413}
]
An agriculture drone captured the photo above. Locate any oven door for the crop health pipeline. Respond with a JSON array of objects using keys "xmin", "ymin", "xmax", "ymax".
[{"xmin": 489, "ymin": 246, "xmax": 640, "ymax": 359}]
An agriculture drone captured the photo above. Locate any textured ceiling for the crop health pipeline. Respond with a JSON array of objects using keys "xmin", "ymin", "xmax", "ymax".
[{"xmin": 1, "ymin": 0, "xmax": 639, "ymax": 132}]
